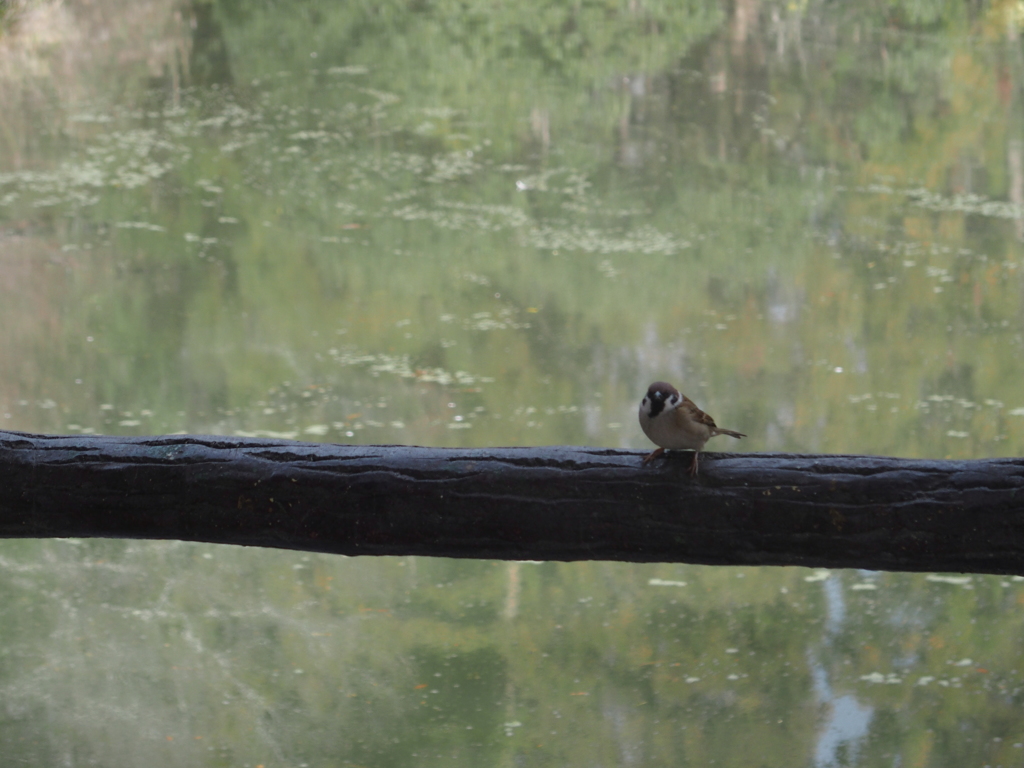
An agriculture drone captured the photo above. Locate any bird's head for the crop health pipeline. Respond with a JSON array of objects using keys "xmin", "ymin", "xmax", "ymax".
[{"xmin": 640, "ymin": 381, "xmax": 680, "ymax": 418}]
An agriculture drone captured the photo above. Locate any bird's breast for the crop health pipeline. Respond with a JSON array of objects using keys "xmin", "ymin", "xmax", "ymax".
[{"xmin": 639, "ymin": 407, "xmax": 711, "ymax": 450}]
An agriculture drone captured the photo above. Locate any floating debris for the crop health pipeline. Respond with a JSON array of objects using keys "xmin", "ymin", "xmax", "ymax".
[
  {"xmin": 328, "ymin": 349, "xmax": 494, "ymax": 387},
  {"xmin": 648, "ymin": 578, "xmax": 688, "ymax": 587},
  {"xmin": 115, "ymin": 221, "xmax": 166, "ymax": 232},
  {"xmin": 860, "ymin": 672, "xmax": 902, "ymax": 684},
  {"xmin": 234, "ymin": 430, "xmax": 299, "ymax": 439},
  {"xmin": 926, "ymin": 574, "xmax": 972, "ymax": 586}
]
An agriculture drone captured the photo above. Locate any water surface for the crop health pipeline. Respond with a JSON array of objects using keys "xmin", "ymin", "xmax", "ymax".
[{"xmin": 1, "ymin": 0, "xmax": 1024, "ymax": 765}]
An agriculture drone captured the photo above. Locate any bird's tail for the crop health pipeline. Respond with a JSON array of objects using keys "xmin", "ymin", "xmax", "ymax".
[{"xmin": 715, "ymin": 429, "xmax": 746, "ymax": 439}]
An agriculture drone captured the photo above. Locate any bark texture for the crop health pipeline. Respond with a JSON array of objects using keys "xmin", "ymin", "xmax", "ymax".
[{"xmin": 2, "ymin": 430, "xmax": 1023, "ymax": 574}]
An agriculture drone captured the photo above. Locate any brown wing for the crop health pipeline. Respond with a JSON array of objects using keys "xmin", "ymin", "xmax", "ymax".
[{"xmin": 678, "ymin": 395, "xmax": 718, "ymax": 429}]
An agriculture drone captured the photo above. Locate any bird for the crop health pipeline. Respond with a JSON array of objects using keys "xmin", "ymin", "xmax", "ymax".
[{"xmin": 638, "ymin": 381, "xmax": 745, "ymax": 476}]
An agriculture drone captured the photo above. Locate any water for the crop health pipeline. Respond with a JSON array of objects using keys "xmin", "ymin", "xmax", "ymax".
[{"xmin": 1, "ymin": 0, "xmax": 1023, "ymax": 765}]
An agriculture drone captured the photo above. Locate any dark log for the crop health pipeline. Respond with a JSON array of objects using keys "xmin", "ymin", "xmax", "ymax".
[{"xmin": 1, "ymin": 430, "xmax": 1023, "ymax": 574}]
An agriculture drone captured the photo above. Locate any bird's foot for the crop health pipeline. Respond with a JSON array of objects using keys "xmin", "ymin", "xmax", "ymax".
[
  {"xmin": 641, "ymin": 447, "xmax": 665, "ymax": 466},
  {"xmin": 688, "ymin": 451, "xmax": 700, "ymax": 477}
]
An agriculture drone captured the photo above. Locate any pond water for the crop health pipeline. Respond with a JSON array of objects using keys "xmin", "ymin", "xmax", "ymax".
[{"xmin": 1, "ymin": 0, "xmax": 1024, "ymax": 765}]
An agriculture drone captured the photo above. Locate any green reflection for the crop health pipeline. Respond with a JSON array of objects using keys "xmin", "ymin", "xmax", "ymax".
[
  {"xmin": 3, "ymin": 542, "xmax": 1024, "ymax": 767},
  {"xmin": 1, "ymin": 0, "xmax": 1021, "ymax": 457},
  {"xmin": 1, "ymin": 0, "xmax": 1024, "ymax": 765}
]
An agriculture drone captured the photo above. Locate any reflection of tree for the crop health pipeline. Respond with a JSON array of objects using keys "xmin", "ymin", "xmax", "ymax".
[
  {"xmin": 188, "ymin": 1, "xmax": 233, "ymax": 87},
  {"xmin": 0, "ymin": 0, "xmax": 189, "ymax": 165},
  {"xmin": 1, "ymin": 0, "xmax": 1023, "ymax": 464}
]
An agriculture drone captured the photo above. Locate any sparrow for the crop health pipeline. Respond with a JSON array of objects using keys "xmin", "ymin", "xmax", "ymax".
[{"xmin": 638, "ymin": 381, "xmax": 745, "ymax": 476}]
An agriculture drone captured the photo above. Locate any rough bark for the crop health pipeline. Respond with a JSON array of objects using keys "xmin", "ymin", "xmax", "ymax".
[{"xmin": 1, "ymin": 430, "xmax": 1023, "ymax": 574}]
